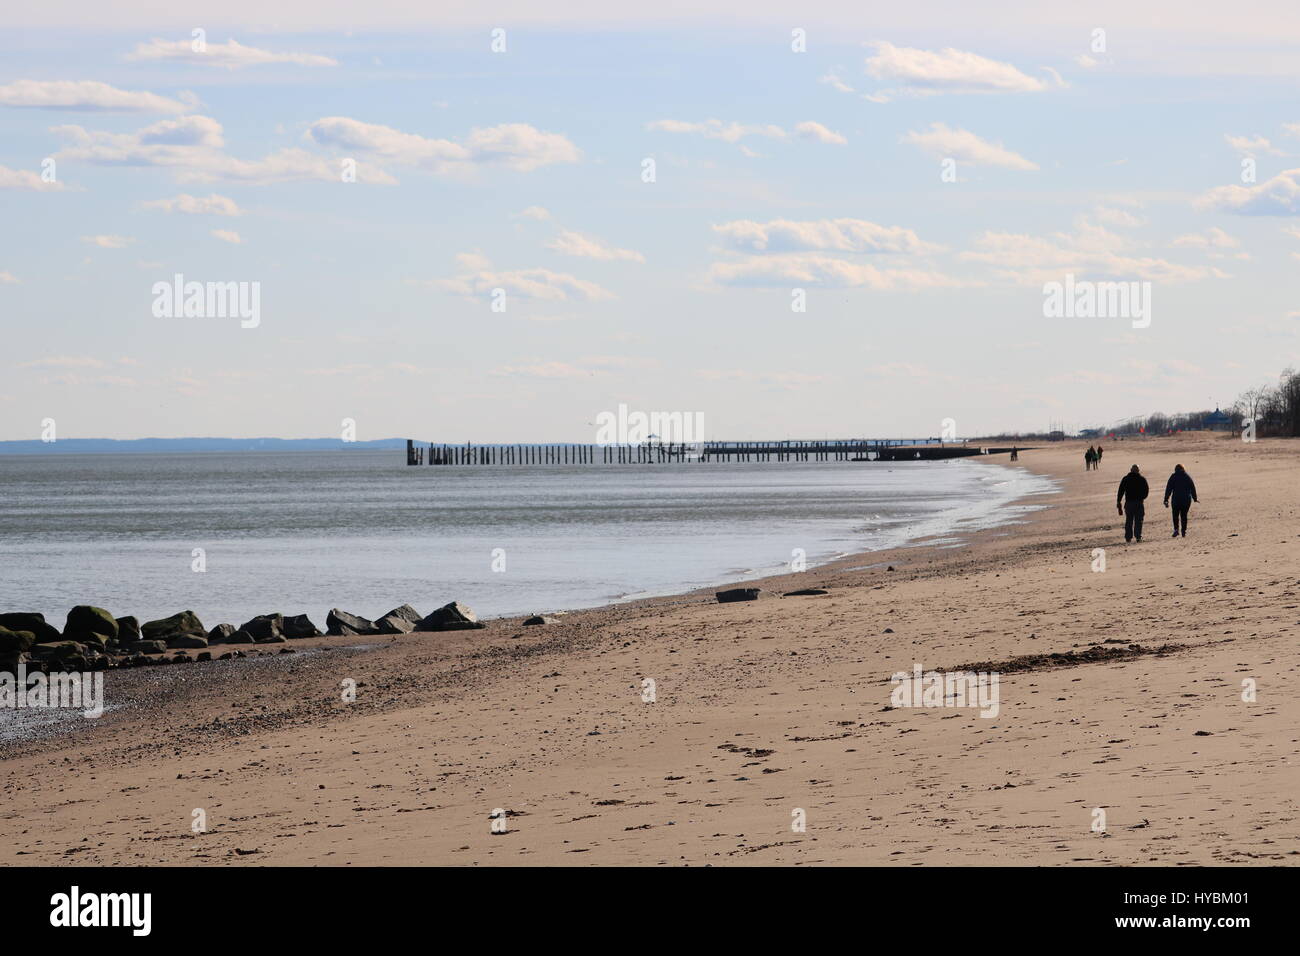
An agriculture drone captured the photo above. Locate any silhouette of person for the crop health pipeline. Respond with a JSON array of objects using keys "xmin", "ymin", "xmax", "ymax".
[
  {"xmin": 1163, "ymin": 463, "xmax": 1199, "ymax": 537},
  {"xmin": 1117, "ymin": 464, "xmax": 1149, "ymax": 542},
  {"xmin": 1085, "ymin": 446, "xmax": 1096, "ymax": 471}
]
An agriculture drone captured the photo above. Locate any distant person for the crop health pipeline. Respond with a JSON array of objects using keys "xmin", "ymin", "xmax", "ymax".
[
  {"xmin": 1095, "ymin": 445, "xmax": 1103, "ymax": 465},
  {"xmin": 1163, "ymin": 464, "xmax": 1199, "ymax": 537},
  {"xmin": 1116, "ymin": 464, "xmax": 1149, "ymax": 542},
  {"xmin": 1085, "ymin": 447, "xmax": 1096, "ymax": 471},
  {"xmin": 1010, "ymin": 446, "xmax": 1019, "ymax": 461}
]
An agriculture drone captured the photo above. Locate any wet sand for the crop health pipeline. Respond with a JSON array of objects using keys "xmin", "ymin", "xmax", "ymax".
[{"xmin": 2, "ymin": 433, "xmax": 1296, "ymax": 866}]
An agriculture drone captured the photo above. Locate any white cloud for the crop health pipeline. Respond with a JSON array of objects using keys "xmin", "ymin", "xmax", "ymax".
[
  {"xmin": 712, "ymin": 218, "xmax": 941, "ymax": 255},
  {"xmin": 428, "ymin": 255, "xmax": 612, "ymax": 301},
  {"xmin": 820, "ymin": 73, "xmax": 855, "ymax": 94},
  {"xmin": 794, "ymin": 121, "xmax": 847, "ymax": 145},
  {"xmin": 126, "ymin": 37, "xmax": 337, "ymax": 69},
  {"xmin": 81, "ymin": 234, "xmax": 133, "ymax": 248},
  {"xmin": 707, "ymin": 254, "xmax": 962, "ymax": 290},
  {"xmin": 960, "ymin": 218, "xmax": 1222, "ymax": 284},
  {"xmin": 1075, "ymin": 54, "xmax": 1100, "ymax": 69},
  {"xmin": 863, "ymin": 41, "xmax": 1047, "ymax": 101},
  {"xmin": 53, "ymin": 115, "xmax": 394, "ymax": 185},
  {"xmin": 545, "ymin": 229, "xmax": 644, "ymax": 262},
  {"xmin": 307, "ymin": 117, "xmax": 580, "ymax": 173},
  {"xmin": 0, "ymin": 163, "xmax": 66, "ymax": 191},
  {"xmin": 490, "ymin": 361, "xmax": 603, "ymax": 379},
  {"xmin": 901, "ymin": 122, "xmax": 1038, "ymax": 170},
  {"xmin": 1172, "ymin": 227, "xmax": 1241, "ymax": 248},
  {"xmin": 211, "ymin": 229, "xmax": 243, "ymax": 244},
  {"xmin": 648, "ymin": 118, "xmax": 849, "ymax": 151},
  {"xmin": 1224, "ymin": 133, "xmax": 1279, "ymax": 155},
  {"xmin": 646, "ymin": 118, "xmax": 787, "ymax": 144},
  {"xmin": 517, "ymin": 205, "xmax": 551, "ymax": 220},
  {"xmin": 141, "ymin": 192, "xmax": 242, "ymax": 215},
  {"xmin": 1092, "ymin": 206, "xmax": 1145, "ymax": 228},
  {"xmin": 1195, "ymin": 168, "xmax": 1300, "ymax": 215},
  {"xmin": 17, "ymin": 356, "xmax": 106, "ymax": 368},
  {"xmin": 0, "ymin": 79, "xmax": 196, "ymax": 113},
  {"xmin": 0, "ymin": 271, "xmax": 19, "ymax": 284}
]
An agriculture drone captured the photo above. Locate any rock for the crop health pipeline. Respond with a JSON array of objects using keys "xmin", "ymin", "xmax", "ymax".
[
  {"xmin": 115, "ymin": 616, "xmax": 140, "ymax": 644},
  {"xmin": 217, "ymin": 652, "xmax": 235, "ymax": 661},
  {"xmin": 0, "ymin": 626, "xmax": 35, "ymax": 654},
  {"xmin": 0, "ymin": 612, "xmax": 62, "ymax": 644},
  {"xmin": 142, "ymin": 611, "xmax": 206, "ymax": 647},
  {"xmin": 208, "ymin": 623, "xmax": 236, "ymax": 644},
  {"xmin": 255, "ymin": 633, "xmax": 287, "ymax": 644},
  {"xmin": 326, "ymin": 608, "xmax": 379, "ymax": 636},
  {"xmin": 226, "ymin": 629, "xmax": 255, "ymax": 644},
  {"xmin": 522, "ymin": 615, "xmax": 558, "ymax": 626},
  {"xmin": 128, "ymin": 640, "xmax": 167, "ymax": 655},
  {"xmin": 64, "ymin": 606, "xmax": 118, "ymax": 647},
  {"xmin": 31, "ymin": 641, "xmax": 87, "ymax": 661},
  {"xmin": 783, "ymin": 588, "xmax": 829, "ymax": 596},
  {"xmin": 239, "ymin": 614, "xmax": 284, "ymax": 642},
  {"xmin": 415, "ymin": 601, "xmax": 485, "ymax": 632},
  {"xmin": 168, "ymin": 634, "xmax": 208, "ymax": 649},
  {"xmin": 282, "ymin": 614, "xmax": 322, "ymax": 639},
  {"xmin": 715, "ymin": 588, "xmax": 761, "ymax": 603},
  {"xmin": 196, "ymin": 651, "xmax": 212, "ymax": 662},
  {"xmin": 375, "ymin": 604, "xmax": 421, "ymax": 635}
]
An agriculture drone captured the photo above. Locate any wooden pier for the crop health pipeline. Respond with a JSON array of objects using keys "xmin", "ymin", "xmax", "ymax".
[{"xmin": 406, "ymin": 439, "xmax": 1027, "ymax": 465}]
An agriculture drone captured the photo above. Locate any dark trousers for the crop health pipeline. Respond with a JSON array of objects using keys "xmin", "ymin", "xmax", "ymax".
[
  {"xmin": 1171, "ymin": 498, "xmax": 1190, "ymax": 534},
  {"xmin": 1124, "ymin": 501, "xmax": 1145, "ymax": 541}
]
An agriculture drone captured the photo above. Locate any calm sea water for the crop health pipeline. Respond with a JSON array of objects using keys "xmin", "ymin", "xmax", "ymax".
[{"xmin": 0, "ymin": 451, "xmax": 1056, "ymax": 629}]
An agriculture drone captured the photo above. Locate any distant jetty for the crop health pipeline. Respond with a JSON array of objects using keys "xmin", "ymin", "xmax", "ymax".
[{"xmin": 406, "ymin": 439, "xmax": 1028, "ymax": 465}]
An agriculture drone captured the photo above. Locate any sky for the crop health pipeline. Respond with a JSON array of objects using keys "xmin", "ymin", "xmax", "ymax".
[{"xmin": 2, "ymin": 1, "xmax": 1299, "ymax": 442}]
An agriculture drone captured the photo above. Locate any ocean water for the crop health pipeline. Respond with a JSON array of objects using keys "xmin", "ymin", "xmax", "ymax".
[{"xmin": 0, "ymin": 450, "xmax": 1056, "ymax": 629}]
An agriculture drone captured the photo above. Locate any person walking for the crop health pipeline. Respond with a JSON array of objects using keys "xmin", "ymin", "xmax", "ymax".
[
  {"xmin": 1095, "ymin": 445, "xmax": 1103, "ymax": 466},
  {"xmin": 1116, "ymin": 464, "xmax": 1149, "ymax": 542},
  {"xmin": 1085, "ymin": 446, "xmax": 1096, "ymax": 471},
  {"xmin": 1163, "ymin": 463, "xmax": 1199, "ymax": 537}
]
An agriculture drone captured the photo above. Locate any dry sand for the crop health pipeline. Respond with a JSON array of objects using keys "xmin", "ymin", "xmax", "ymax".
[{"xmin": 3, "ymin": 433, "xmax": 1297, "ymax": 866}]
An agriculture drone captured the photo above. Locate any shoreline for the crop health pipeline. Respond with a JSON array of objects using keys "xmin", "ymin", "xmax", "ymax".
[
  {"xmin": 2, "ymin": 433, "xmax": 1296, "ymax": 865},
  {"xmin": 0, "ymin": 454, "xmax": 1055, "ymax": 633},
  {"xmin": 0, "ymin": 457, "xmax": 1055, "ymax": 750}
]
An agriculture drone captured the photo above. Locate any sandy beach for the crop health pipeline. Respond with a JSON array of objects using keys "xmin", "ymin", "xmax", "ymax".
[{"xmin": 3, "ymin": 433, "xmax": 1296, "ymax": 866}]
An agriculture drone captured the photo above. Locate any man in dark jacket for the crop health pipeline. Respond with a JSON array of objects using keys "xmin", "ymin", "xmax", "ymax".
[
  {"xmin": 1116, "ymin": 465, "xmax": 1149, "ymax": 542},
  {"xmin": 1163, "ymin": 464, "xmax": 1199, "ymax": 537}
]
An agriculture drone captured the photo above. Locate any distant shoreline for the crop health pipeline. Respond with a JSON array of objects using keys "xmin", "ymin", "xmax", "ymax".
[{"xmin": 0, "ymin": 438, "xmax": 408, "ymax": 455}]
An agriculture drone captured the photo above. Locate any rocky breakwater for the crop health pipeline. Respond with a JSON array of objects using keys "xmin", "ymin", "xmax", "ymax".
[{"xmin": 0, "ymin": 600, "xmax": 492, "ymax": 676}]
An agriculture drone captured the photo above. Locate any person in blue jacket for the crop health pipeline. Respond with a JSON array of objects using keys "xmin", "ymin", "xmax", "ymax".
[{"xmin": 1163, "ymin": 464, "xmax": 1199, "ymax": 538}]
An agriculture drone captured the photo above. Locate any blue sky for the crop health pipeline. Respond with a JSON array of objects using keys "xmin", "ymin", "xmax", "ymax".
[{"xmin": 2, "ymin": 2, "xmax": 1299, "ymax": 441}]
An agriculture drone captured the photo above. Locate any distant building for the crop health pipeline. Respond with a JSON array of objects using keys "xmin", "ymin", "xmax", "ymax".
[
  {"xmin": 1204, "ymin": 407, "xmax": 1233, "ymax": 431},
  {"xmin": 1078, "ymin": 428, "xmax": 1102, "ymax": 438},
  {"xmin": 1047, "ymin": 430, "xmax": 1066, "ymax": 442}
]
